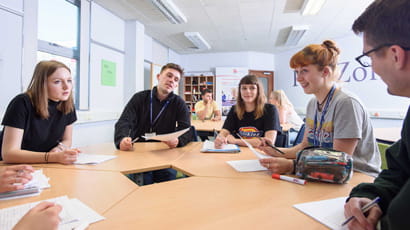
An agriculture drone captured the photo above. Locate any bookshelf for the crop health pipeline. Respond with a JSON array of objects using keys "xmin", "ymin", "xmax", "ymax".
[{"xmin": 183, "ymin": 75, "xmax": 215, "ymax": 113}]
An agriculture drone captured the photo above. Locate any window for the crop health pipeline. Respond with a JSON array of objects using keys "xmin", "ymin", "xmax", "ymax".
[{"xmin": 37, "ymin": 0, "xmax": 80, "ymax": 107}]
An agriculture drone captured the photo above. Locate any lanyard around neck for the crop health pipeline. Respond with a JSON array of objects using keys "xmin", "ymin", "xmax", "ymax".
[
  {"xmin": 150, "ymin": 89, "xmax": 170, "ymax": 132},
  {"xmin": 313, "ymin": 85, "xmax": 336, "ymax": 146}
]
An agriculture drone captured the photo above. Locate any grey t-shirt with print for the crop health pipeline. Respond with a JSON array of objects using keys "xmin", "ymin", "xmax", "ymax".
[{"xmin": 305, "ymin": 89, "xmax": 381, "ymax": 177}]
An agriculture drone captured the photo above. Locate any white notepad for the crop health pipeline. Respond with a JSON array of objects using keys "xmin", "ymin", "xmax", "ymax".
[
  {"xmin": 293, "ymin": 197, "xmax": 348, "ymax": 230},
  {"xmin": 201, "ymin": 140, "xmax": 240, "ymax": 153},
  {"xmin": 0, "ymin": 195, "xmax": 105, "ymax": 230},
  {"xmin": 226, "ymin": 159, "xmax": 267, "ymax": 172},
  {"xmin": 74, "ymin": 153, "xmax": 117, "ymax": 165}
]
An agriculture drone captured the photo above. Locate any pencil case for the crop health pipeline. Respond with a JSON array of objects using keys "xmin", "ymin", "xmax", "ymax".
[{"xmin": 294, "ymin": 146, "xmax": 353, "ymax": 184}]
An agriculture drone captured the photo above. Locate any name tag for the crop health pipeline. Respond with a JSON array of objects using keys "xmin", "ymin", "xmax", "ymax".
[{"xmin": 145, "ymin": 132, "xmax": 156, "ymax": 138}]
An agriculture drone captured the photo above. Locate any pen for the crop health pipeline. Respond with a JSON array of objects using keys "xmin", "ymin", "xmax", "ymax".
[
  {"xmin": 272, "ymin": 174, "xmax": 306, "ymax": 185},
  {"xmin": 341, "ymin": 196, "xmax": 381, "ymax": 226},
  {"xmin": 213, "ymin": 129, "xmax": 218, "ymax": 138}
]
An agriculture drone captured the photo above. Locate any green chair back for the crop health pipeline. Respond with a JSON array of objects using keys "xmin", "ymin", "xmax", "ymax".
[{"xmin": 377, "ymin": 142, "xmax": 390, "ymax": 170}]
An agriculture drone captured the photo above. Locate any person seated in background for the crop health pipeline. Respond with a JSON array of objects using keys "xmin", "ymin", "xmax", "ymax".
[
  {"xmin": 194, "ymin": 89, "xmax": 222, "ymax": 141},
  {"xmin": 195, "ymin": 89, "xmax": 221, "ymax": 121},
  {"xmin": 259, "ymin": 40, "xmax": 381, "ymax": 178},
  {"xmin": 214, "ymin": 75, "xmax": 281, "ymax": 148},
  {"xmin": 269, "ymin": 90, "xmax": 304, "ymax": 145},
  {"xmin": 114, "ymin": 63, "xmax": 191, "ymax": 184},
  {"xmin": 0, "ymin": 60, "xmax": 80, "ymax": 164},
  {"xmin": 344, "ymin": 0, "xmax": 410, "ymax": 229},
  {"xmin": 0, "ymin": 165, "xmax": 62, "ymax": 230}
]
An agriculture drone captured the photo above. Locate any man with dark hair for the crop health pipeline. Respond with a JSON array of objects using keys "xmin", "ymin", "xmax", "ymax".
[
  {"xmin": 344, "ymin": 0, "xmax": 410, "ymax": 229},
  {"xmin": 195, "ymin": 89, "xmax": 221, "ymax": 121},
  {"xmin": 114, "ymin": 63, "xmax": 191, "ymax": 184},
  {"xmin": 194, "ymin": 88, "xmax": 221, "ymax": 141}
]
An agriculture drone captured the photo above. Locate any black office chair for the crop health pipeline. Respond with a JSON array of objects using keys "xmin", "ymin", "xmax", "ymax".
[
  {"xmin": 293, "ymin": 124, "xmax": 305, "ymax": 146},
  {"xmin": 190, "ymin": 126, "xmax": 199, "ymax": 142},
  {"xmin": 274, "ymin": 132, "xmax": 289, "ymax": 147}
]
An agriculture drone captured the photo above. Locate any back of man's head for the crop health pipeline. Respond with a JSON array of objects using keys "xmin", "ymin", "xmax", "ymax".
[{"xmin": 352, "ymin": 0, "xmax": 410, "ymax": 47}]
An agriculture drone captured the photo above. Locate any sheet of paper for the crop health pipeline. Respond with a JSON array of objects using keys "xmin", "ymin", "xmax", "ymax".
[
  {"xmin": 201, "ymin": 140, "xmax": 240, "ymax": 153},
  {"xmin": 238, "ymin": 136, "xmax": 271, "ymax": 159},
  {"xmin": 0, "ymin": 195, "xmax": 105, "ymax": 230},
  {"xmin": 74, "ymin": 153, "xmax": 117, "ymax": 165},
  {"xmin": 24, "ymin": 169, "xmax": 50, "ymax": 189},
  {"xmin": 293, "ymin": 197, "xmax": 349, "ymax": 230},
  {"xmin": 226, "ymin": 160, "xmax": 267, "ymax": 172},
  {"xmin": 142, "ymin": 127, "xmax": 190, "ymax": 142}
]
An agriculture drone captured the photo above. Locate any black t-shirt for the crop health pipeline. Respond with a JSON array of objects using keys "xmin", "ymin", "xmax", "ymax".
[
  {"xmin": 222, "ymin": 103, "xmax": 281, "ymax": 138},
  {"xmin": 0, "ymin": 94, "xmax": 77, "ymax": 154}
]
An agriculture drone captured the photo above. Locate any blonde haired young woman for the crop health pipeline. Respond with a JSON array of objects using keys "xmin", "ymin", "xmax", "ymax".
[{"xmin": 269, "ymin": 90, "xmax": 303, "ymax": 130}]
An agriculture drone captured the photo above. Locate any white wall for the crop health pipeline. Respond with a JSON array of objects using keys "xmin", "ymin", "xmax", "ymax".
[
  {"xmin": 144, "ymin": 35, "xmax": 153, "ymax": 62},
  {"xmin": 182, "ymin": 52, "xmax": 249, "ymax": 72},
  {"xmin": 0, "ymin": 2, "xmax": 23, "ymax": 118},
  {"xmin": 91, "ymin": 3, "xmax": 124, "ymax": 51},
  {"xmin": 181, "ymin": 51, "xmax": 275, "ymax": 73},
  {"xmin": 0, "ymin": 0, "xmax": 22, "ymax": 11},
  {"xmin": 152, "ymin": 40, "xmax": 169, "ymax": 65},
  {"xmin": 274, "ymin": 34, "xmax": 409, "ymax": 118}
]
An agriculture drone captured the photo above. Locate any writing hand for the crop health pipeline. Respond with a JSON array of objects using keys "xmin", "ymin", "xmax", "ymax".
[
  {"xmin": 119, "ymin": 137, "xmax": 133, "ymax": 151},
  {"xmin": 344, "ymin": 197, "xmax": 382, "ymax": 230},
  {"xmin": 12, "ymin": 201, "xmax": 62, "ymax": 230},
  {"xmin": 214, "ymin": 135, "xmax": 227, "ymax": 149},
  {"xmin": 53, "ymin": 148, "xmax": 80, "ymax": 165}
]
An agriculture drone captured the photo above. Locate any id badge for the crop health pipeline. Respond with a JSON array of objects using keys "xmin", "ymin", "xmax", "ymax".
[{"xmin": 145, "ymin": 132, "xmax": 156, "ymax": 138}]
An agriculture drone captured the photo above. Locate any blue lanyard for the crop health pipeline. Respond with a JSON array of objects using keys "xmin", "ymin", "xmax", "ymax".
[
  {"xmin": 313, "ymin": 85, "xmax": 336, "ymax": 146},
  {"xmin": 150, "ymin": 90, "xmax": 170, "ymax": 132}
]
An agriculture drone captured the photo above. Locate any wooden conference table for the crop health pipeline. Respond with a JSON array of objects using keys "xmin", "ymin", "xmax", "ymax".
[{"xmin": 0, "ymin": 142, "xmax": 374, "ymax": 229}]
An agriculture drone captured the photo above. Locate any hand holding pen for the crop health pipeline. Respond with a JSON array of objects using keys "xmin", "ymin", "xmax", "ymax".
[
  {"xmin": 214, "ymin": 130, "xmax": 227, "ymax": 149},
  {"xmin": 52, "ymin": 142, "xmax": 81, "ymax": 165},
  {"xmin": 119, "ymin": 129, "xmax": 140, "ymax": 151},
  {"xmin": 343, "ymin": 196, "xmax": 382, "ymax": 229},
  {"xmin": 258, "ymin": 137, "xmax": 286, "ymax": 156}
]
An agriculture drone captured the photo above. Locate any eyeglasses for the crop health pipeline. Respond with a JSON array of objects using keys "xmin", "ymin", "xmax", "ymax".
[{"xmin": 355, "ymin": 44, "xmax": 410, "ymax": 67}]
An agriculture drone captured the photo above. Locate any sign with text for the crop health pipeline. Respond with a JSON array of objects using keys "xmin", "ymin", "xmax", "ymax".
[
  {"xmin": 101, "ymin": 59, "xmax": 116, "ymax": 86},
  {"xmin": 215, "ymin": 67, "xmax": 249, "ymax": 116}
]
